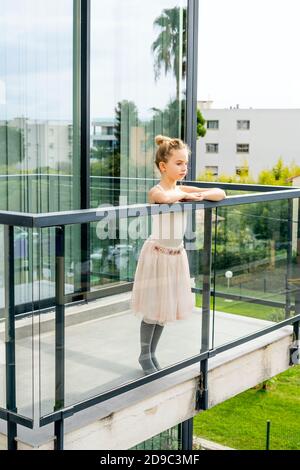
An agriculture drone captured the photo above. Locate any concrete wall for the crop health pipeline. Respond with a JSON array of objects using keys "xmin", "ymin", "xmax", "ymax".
[{"xmin": 196, "ymin": 108, "xmax": 300, "ymax": 179}]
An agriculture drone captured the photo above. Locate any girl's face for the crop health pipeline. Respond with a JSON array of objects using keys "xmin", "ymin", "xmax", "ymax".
[{"xmin": 159, "ymin": 148, "xmax": 188, "ymax": 181}]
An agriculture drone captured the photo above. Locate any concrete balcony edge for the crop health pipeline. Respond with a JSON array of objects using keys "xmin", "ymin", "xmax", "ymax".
[{"xmin": 0, "ymin": 326, "xmax": 293, "ymax": 450}]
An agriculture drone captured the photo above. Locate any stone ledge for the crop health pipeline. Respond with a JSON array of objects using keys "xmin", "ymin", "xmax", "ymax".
[{"xmin": 1, "ymin": 327, "xmax": 292, "ymax": 450}]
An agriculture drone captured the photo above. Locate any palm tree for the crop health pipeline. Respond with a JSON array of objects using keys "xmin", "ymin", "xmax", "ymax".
[{"xmin": 151, "ymin": 7, "xmax": 187, "ymax": 100}]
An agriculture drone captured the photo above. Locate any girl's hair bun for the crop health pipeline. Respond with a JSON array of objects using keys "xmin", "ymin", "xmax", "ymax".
[
  {"xmin": 155, "ymin": 135, "xmax": 171, "ymax": 146},
  {"xmin": 154, "ymin": 134, "xmax": 190, "ymax": 172}
]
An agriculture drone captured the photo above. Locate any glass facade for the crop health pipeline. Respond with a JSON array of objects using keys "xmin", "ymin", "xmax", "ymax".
[
  {"xmin": 90, "ymin": 0, "xmax": 188, "ymax": 289},
  {"xmin": 0, "ymin": 0, "xmax": 79, "ymax": 211},
  {"xmin": 0, "ymin": 0, "xmax": 81, "ymax": 309},
  {"xmin": 0, "ymin": 0, "xmax": 188, "ymax": 301}
]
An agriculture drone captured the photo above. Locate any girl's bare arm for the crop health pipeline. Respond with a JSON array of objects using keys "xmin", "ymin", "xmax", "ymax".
[
  {"xmin": 180, "ymin": 185, "xmax": 226, "ymax": 201},
  {"xmin": 148, "ymin": 187, "xmax": 203, "ymax": 204}
]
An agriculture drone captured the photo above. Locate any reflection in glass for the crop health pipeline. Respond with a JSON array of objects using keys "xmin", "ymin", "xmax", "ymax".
[
  {"xmin": 0, "ymin": 0, "xmax": 80, "ymax": 301},
  {"xmin": 90, "ymin": 0, "xmax": 187, "ymax": 289},
  {"xmin": 212, "ymin": 200, "xmax": 294, "ymax": 349}
]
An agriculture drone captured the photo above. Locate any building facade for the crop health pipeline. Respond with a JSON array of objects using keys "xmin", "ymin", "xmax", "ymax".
[{"xmin": 196, "ymin": 102, "xmax": 300, "ymax": 179}]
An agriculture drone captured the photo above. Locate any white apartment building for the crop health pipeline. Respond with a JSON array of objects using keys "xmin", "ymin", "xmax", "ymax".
[
  {"xmin": 91, "ymin": 118, "xmax": 117, "ymax": 151},
  {"xmin": 196, "ymin": 102, "xmax": 300, "ymax": 179},
  {"xmin": 1, "ymin": 117, "xmax": 73, "ymax": 171}
]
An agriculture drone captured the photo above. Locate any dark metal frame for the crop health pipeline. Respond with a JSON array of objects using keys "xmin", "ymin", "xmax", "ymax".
[
  {"xmin": 1, "ymin": 187, "xmax": 300, "ymax": 229},
  {"xmin": 186, "ymin": 0, "xmax": 199, "ymax": 180},
  {"xmin": 54, "ymin": 226, "xmax": 66, "ymax": 449},
  {"xmin": 181, "ymin": 419, "xmax": 194, "ymax": 450},
  {"xmin": 4, "ymin": 226, "xmax": 17, "ymax": 450},
  {"xmin": 80, "ymin": 0, "xmax": 91, "ymax": 295}
]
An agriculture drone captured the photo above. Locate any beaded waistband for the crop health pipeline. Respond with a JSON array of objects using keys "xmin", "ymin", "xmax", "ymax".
[{"xmin": 147, "ymin": 239, "xmax": 184, "ymax": 255}]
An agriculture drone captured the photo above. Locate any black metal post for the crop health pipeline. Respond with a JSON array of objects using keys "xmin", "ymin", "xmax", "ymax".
[
  {"xmin": 186, "ymin": 0, "xmax": 199, "ymax": 180},
  {"xmin": 201, "ymin": 208, "xmax": 213, "ymax": 352},
  {"xmin": 266, "ymin": 420, "xmax": 271, "ymax": 450},
  {"xmin": 294, "ymin": 321, "xmax": 300, "ymax": 342},
  {"xmin": 196, "ymin": 208, "xmax": 213, "ymax": 411},
  {"xmin": 4, "ymin": 225, "xmax": 17, "ymax": 450},
  {"xmin": 292, "ymin": 199, "xmax": 300, "ymax": 361},
  {"xmin": 185, "ymin": 1, "xmax": 200, "ymax": 285},
  {"xmin": 285, "ymin": 199, "xmax": 293, "ymax": 318},
  {"xmin": 295, "ymin": 198, "xmax": 300, "ymax": 318},
  {"xmin": 181, "ymin": 418, "xmax": 194, "ymax": 450},
  {"xmin": 80, "ymin": 0, "xmax": 91, "ymax": 293},
  {"xmin": 54, "ymin": 226, "xmax": 65, "ymax": 450}
]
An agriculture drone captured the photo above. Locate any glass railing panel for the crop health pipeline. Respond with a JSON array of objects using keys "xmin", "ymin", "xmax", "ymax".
[
  {"xmin": 192, "ymin": 207, "xmax": 217, "ymax": 352},
  {"xmin": 0, "ymin": 224, "xmax": 5, "ymax": 409},
  {"xmin": 212, "ymin": 198, "xmax": 298, "ymax": 349},
  {"xmin": 38, "ymin": 203, "xmax": 207, "ymax": 416},
  {"xmin": 0, "ymin": 225, "xmax": 35, "ymax": 419}
]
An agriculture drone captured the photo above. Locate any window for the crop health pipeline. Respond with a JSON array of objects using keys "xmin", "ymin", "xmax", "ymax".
[
  {"xmin": 206, "ymin": 143, "xmax": 218, "ymax": 153},
  {"xmin": 102, "ymin": 126, "xmax": 114, "ymax": 136},
  {"xmin": 207, "ymin": 120, "xmax": 219, "ymax": 130},
  {"xmin": 205, "ymin": 165, "xmax": 218, "ymax": 176},
  {"xmin": 237, "ymin": 120, "xmax": 250, "ymax": 130},
  {"xmin": 236, "ymin": 144, "xmax": 249, "ymax": 153}
]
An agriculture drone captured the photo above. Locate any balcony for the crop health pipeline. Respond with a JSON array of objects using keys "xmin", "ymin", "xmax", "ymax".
[{"xmin": 0, "ymin": 180, "xmax": 299, "ymax": 450}]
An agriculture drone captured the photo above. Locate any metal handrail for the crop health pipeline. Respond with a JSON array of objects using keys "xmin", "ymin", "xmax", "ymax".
[{"xmin": 0, "ymin": 185, "xmax": 300, "ymax": 228}]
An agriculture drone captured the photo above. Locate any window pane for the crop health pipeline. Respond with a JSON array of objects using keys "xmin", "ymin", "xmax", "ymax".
[
  {"xmin": 90, "ymin": 0, "xmax": 187, "ymax": 290},
  {"xmin": 206, "ymin": 143, "xmax": 218, "ymax": 153},
  {"xmin": 207, "ymin": 120, "xmax": 219, "ymax": 129},
  {"xmin": 237, "ymin": 120, "xmax": 250, "ymax": 130},
  {"xmin": 236, "ymin": 144, "xmax": 249, "ymax": 153}
]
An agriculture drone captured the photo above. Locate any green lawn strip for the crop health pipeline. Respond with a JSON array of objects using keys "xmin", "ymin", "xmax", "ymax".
[
  {"xmin": 195, "ymin": 293, "xmax": 285, "ymax": 321},
  {"xmin": 193, "ymin": 366, "xmax": 300, "ymax": 450},
  {"xmin": 195, "ymin": 279, "xmax": 286, "ymax": 302},
  {"xmin": 213, "ymin": 284, "xmax": 286, "ymax": 303}
]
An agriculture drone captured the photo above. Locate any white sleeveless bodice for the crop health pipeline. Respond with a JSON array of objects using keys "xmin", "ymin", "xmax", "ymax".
[{"xmin": 149, "ymin": 184, "xmax": 187, "ymax": 248}]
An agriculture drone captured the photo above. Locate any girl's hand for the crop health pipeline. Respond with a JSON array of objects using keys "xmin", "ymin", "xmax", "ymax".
[{"xmin": 179, "ymin": 191, "xmax": 204, "ymax": 201}]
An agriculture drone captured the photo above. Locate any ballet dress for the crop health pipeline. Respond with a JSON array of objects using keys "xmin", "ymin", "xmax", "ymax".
[{"xmin": 130, "ymin": 184, "xmax": 194, "ymax": 326}]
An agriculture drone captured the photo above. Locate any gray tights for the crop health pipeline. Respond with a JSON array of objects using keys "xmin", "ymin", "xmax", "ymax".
[{"xmin": 139, "ymin": 320, "xmax": 164, "ymax": 374}]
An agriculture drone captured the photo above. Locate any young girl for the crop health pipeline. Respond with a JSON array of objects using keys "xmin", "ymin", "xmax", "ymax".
[{"xmin": 130, "ymin": 135, "xmax": 226, "ymax": 375}]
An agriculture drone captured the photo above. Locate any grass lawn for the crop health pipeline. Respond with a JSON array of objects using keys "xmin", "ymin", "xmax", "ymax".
[
  {"xmin": 193, "ymin": 365, "xmax": 300, "ymax": 450},
  {"xmin": 195, "ymin": 293, "xmax": 286, "ymax": 322}
]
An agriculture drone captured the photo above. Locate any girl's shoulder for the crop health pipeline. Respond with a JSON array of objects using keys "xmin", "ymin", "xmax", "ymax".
[
  {"xmin": 148, "ymin": 184, "xmax": 162, "ymax": 203},
  {"xmin": 151, "ymin": 183, "xmax": 181, "ymax": 192},
  {"xmin": 148, "ymin": 183, "xmax": 182, "ymax": 203}
]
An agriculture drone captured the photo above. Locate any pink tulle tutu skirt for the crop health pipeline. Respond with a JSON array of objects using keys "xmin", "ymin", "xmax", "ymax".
[{"xmin": 130, "ymin": 238, "xmax": 194, "ymax": 325}]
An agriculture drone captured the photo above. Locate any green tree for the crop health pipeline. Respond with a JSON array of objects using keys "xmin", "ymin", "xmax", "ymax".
[
  {"xmin": 197, "ymin": 109, "xmax": 206, "ymax": 138},
  {"xmin": 197, "ymin": 157, "xmax": 300, "ymax": 186},
  {"xmin": 258, "ymin": 157, "xmax": 299, "ymax": 186},
  {"xmin": 151, "ymin": 7, "xmax": 186, "ymax": 100}
]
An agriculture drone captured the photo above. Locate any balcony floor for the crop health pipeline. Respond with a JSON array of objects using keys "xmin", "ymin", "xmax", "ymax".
[{"xmin": 0, "ymin": 292, "xmax": 292, "ymax": 448}]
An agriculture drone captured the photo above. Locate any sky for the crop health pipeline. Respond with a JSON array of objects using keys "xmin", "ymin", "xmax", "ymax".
[
  {"xmin": 1, "ymin": 0, "xmax": 300, "ymax": 120},
  {"xmin": 198, "ymin": 0, "xmax": 300, "ymax": 109}
]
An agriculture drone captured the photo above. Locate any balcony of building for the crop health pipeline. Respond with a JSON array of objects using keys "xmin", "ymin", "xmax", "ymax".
[{"xmin": 0, "ymin": 179, "xmax": 299, "ymax": 450}]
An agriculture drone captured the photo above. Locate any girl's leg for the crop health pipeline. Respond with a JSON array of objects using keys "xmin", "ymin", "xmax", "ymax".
[
  {"xmin": 139, "ymin": 320, "xmax": 157, "ymax": 374},
  {"xmin": 150, "ymin": 324, "xmax": 164, "ymax": 370}
]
